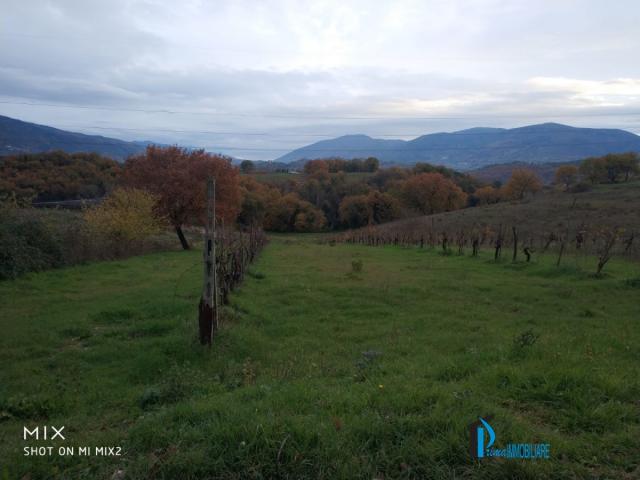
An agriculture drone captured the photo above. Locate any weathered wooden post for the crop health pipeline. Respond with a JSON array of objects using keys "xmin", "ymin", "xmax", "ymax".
[{"xmin": 198, "ymin": 177, "xmax": 217, "ymax": 346}]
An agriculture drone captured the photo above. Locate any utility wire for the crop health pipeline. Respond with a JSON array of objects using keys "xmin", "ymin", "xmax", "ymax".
[
  {"xmin": 49, "ymin": 124, "xmax": 640, "ymax": 138},
  {"xmin": 2, "ymin": 100, "xmax": 640, "ymax": 120}
]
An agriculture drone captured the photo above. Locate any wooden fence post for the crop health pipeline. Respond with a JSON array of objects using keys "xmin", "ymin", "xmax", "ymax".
[{"xmin": 198, "ymin": 177, "xmax": 217, "ymax": 346}]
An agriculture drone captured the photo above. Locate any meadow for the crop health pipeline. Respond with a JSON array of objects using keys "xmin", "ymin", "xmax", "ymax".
[{"xmin": 1, "ymin": 235, "xmax": 639, "ymax": 479}]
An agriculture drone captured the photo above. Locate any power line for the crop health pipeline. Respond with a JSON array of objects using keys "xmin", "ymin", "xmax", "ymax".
[
  {"xmin": 51, "ymin": 124, "xmax": 640, "ymax": 139},
  {"xmin": 3, "ymin": 100, "xmax": 640, "ymax": 120}
]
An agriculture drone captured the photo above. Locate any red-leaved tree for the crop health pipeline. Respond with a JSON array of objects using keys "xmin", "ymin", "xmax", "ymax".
[
  {"xmin": 401, "ymin": 172, "xmax": 467, "ymax": 215},
  {"xmin": 122, "ymin": 146, "xmax": 240, "ymax": 249}
]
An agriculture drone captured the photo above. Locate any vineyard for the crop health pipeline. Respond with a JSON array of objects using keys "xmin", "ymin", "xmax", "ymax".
[
  {"xmin": 333, "ymin": 182, "xmax": 640, "ymax": 275},
  {"xmin": 215, "ymin": 226, "xmax": 268, "ymax": 306}
]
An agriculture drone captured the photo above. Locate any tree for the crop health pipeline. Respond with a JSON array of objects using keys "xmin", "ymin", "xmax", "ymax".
[
  {"xmin": 401, "ymin": 173, "xmax": 467, "ymax": 215},
  {"xmin": 579, "ymin": 157, "xmax": 605, "ymax": 184},
  {"xmin": 237, "ymin": 177, "xmax": 280, "ymax": 227},
  {"xmin": 555, "ymin": 165, "xmax": 579, "ymax": 190},
  {"xmin": 615, "ymin": 152, "xmax": 640, "ymax": 181},
  {"xmin": 503, "ymin": 169, "xmax": 542, "ymax": 200},
  {"xmin": 239, "ymin": 160, "xmax": 255, "ymax": 174},
  {"xmin": 368, "ymin": 167, "xmax": 409, "ymax": 191},
  {"xmin": 303, "ymin": 159, "xmax": 330, "ymax": 175},
  {"xmin": 0, "ymin": 151, "xmax": 121, "ymax": 204},
  {"xmin": 264, "ymin": 193, "xmax": 326, "ymax": 232},
  {"xmin": 339, "ymin": 195, "xmax": 371, "ymax": 228},
  {"xmin": 363, "ymin": 157, "xmax": 380, "ymax": 172},
  {"xmin": 83, "ymin": 188, "xmax": 162, "ymax": 251},
  {"xmin": 603, "ymin": 152, "xmax": 639, "ymax": 182},
  {"xmin": 579, "ymin": 153, "xmax": 639, "ymax": 184},
  {"xmin": 367, "ymin": 191, "xmax": 400, "ymax": 224},
  {"xmin": 122, "ymin": 146, "xmax": 240, "ymax": 250},
  {"xmin": 474, "ymin": 185, "xmax": 502, "ymax": 205}
]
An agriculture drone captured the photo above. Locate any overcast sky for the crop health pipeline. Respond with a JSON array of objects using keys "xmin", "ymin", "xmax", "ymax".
[{"xmin": 2, "ymin": 0, "xmax": 640, "ymax": 159}]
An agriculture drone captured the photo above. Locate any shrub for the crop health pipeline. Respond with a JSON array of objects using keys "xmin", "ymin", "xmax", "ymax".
[
  {"xmin": 568, "ymin": 182, "xmax": 591, "ymax": 193},
  {"xmin": 513, "ymin": 328, "xmax": 539, "ymax": 348},
  {"xmin": 83, "ymin": 188, "xmax": 163, "ymax": 254},
  {"xmin": 0, "ymin": 208, "xmax": 65, "ymax": 279}
]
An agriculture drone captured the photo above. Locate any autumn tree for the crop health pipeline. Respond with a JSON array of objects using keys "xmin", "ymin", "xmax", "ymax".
[
  {"xmin": 122, "ymin": 146, "xmax": 240, "ymax": 250},
  {"xmin": 555, "ymin": 165, "xmax": 579, "ymax": 190},
  {"xmin": 503, "ymin": 169, "xmax": 542, "ymax": 200},
  {"xmin": 237, "ymin": 177, "xmax": 280, "ymax": 227},
  {"xmin": 367, "ymin": 167, "xmax": 409, "ymax": 193},
  {"xmin": 83, "ymin": 188, "xmax": 162, "ymax": 253},
  {"xmin": 0, "ymin": 151, "xmax": 121, "ymax": 204},
  {"xmin": 303, "ymin": 159, "xmax": 330, "ymax": 175},
  {"xmin": 474, "ymin": 185, "xmax": 502, "ymax": 205},
  {"xmin": 366, "ymin": 191, "xmax": 400, "ymax": 224},
  {"xmin": 264, "ymin": 193, "xmax": 326, "ymax": 232},
  {"xmin": 339, "ymin": 195, "xmax": 371, "ymax": 228},
  {"xmin": 401, "ymin": 172, "xmax": 467, "ymax": 215}
]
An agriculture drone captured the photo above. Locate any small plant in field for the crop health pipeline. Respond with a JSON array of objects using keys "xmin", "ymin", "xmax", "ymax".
[
  {"xmin": 513, "ymin": 328, "xmax": 539, "ymax": 349},
  {"xmin": 242, "ymin": 357, "xmax": 257, "ymax": 385},
  {"xmin": 351, "ymin": 259, "xmax": 363, "ymax": 273},
  {"xmin": 354, "ymin": 350, "xmax": 382, "ymax": 382}
]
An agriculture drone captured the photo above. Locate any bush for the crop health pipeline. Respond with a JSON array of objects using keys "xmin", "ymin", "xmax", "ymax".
[
  {"xmin": 0, "ymin": 203, "xmax": 176, "ymax": 280},
  {"xmin": 83, "ymin": 188, "xmax": 163, "ymax": 255},
  {"xmin": 0, "ymin": 208, "xmax": 65, "ymax": 279},
  {"xmin": 568, "ymin": 182, "xmax": 591, "ymax": 193}
]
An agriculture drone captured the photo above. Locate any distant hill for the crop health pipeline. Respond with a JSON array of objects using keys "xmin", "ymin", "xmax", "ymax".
[
  {"xmin": 275, "ymin": 123, "xmax": 640, "ymax": 170},
  {"xmin": 468, "ymin": 160, "xmax": 583, "ymax": 185},
  {"xmin": 0, "ymin": 115, "xmax": 148, "ymax": 160}
]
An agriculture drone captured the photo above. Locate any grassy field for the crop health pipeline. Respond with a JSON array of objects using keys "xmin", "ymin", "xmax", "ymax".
[{"xmin": 1, "ymin": 236, "xmax": 639, "ymax": 479}]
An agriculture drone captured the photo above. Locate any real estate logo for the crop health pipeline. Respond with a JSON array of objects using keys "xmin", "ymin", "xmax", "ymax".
[{"xmin": 469, "ymin": 416, "xmax": 550, "ymax": 460}]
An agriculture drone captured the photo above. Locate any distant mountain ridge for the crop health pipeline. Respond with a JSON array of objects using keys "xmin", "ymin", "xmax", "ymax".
[
  {"xmin": 275, "ymin": 123, "xmax": 640, "ymax": 170},
  {"xmin": 0, "ymin": 115, "xmax": 148, "ymax": 160},
  {"xmin": 3, "ymin": 115, "xmax": 640, "ymax": 169}
]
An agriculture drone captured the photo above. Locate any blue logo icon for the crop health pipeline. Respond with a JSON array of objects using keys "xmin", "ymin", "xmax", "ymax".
[{"xmin": 469, "ymin": 416, "xmax": 551, "ymax": 460}]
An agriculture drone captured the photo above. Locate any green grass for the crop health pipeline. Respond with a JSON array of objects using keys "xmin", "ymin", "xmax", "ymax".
[{"xmin": 1, "ymin": 237, "xmax": 639, "ymax": 479}]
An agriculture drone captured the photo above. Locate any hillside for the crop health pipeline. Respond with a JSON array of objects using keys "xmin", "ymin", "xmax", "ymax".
[
  {"xmin": 2, "ymin": 237, "xmax": 638, "ymax": 478},
  {"xmin": 275, "ymin": 123, "xmax": 640, "ymax": 170},
  {"xmin": 0, "ymin": 115, "xmax": 148, "ymax": 160},
  {"xmin": 372, "ymin": 181, "xmax": 640, "ymax": 251},
  {"xmin": 468, "ymin": 160, "xmax": 582, "ymax": 185}
]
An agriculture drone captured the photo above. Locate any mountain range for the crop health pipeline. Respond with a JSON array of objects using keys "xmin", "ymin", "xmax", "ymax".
[
  {"xmin": 0, "ymin": 115, "xmax": 149, "ymax": 160},
  {"xmin": 276, "ymin": 123, "xmax": 640, "ymax": 169},
  {"xmin": 1, "ymin": 114, "xmax": 639, "ymax": 169}
]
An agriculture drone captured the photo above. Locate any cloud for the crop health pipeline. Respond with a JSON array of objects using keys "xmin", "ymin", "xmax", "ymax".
[
  {"xmin": 1, "ymin": 0, "xmax": 640, "ymax": 158},
  {"xmin": 528, "ymin": 77, "xmax": 640, "ymax": 107}
]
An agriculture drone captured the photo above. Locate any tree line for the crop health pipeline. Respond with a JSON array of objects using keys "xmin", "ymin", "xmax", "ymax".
[{"xmin": 2, "ymin": 149, "xmax": 638, "ymax": 246}]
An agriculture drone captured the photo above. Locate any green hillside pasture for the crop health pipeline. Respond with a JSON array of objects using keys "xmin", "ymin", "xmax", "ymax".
[{"xmin": 1, "ymin": 236, "xmax": 639, "ymax": 478}]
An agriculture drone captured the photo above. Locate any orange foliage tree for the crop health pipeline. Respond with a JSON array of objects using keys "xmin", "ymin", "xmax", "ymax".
[
  {"xmin": 401, "ymin": 172, "xmax": 467, "ymax": 215},
  {"xmin": 555, "ymin": 165, "xmax": 579, "ymax": 190},
  {"xmin": 503, "ymin": 169, "xmax": 542, "ymax": 200},
  {"xmin": 122, "ymin": 146, "xmax": 240, "ymax": 249},
  {"xmin": 474, "ymin": 185, "xmax": 502, "ymax": 205}
]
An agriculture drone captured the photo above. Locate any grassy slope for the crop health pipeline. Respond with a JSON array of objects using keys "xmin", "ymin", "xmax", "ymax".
[
  {"xmin": 377, "ymin": 182, "xmax": 640, "ymax": 246},
  {"xmin": 1, "ymin": 237, "xmax": 639, "ymax": 479}
]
